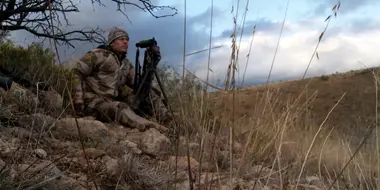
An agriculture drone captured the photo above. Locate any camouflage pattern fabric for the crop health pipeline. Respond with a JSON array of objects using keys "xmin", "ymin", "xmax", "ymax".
[{"xmin": 72, "ymin": 46, "xmax": 170, "ymax": 130}]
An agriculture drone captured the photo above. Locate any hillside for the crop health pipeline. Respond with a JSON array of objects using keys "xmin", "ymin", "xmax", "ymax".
[
  {"xmin": 212, "ymin": 68, "xmax": 378, "ymax": 139},
  {"xmin": 206, "ymin": 68, "xmax": 380, "ymax": 189}
]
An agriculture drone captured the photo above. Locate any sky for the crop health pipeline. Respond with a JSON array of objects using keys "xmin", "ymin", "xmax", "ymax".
[{"xmin": 8, "ymin": 0, "xmax": 380, "ymax": 88}]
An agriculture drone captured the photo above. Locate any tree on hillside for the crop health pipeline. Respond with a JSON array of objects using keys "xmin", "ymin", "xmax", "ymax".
[{"xmin": 0, "ymin": 0, "xmax": 178, "ymax": 47}]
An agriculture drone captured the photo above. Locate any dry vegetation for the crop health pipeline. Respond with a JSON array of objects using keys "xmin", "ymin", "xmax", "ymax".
[
  {"xmin": 1, "ymin": 34, "xmax": 380, "ymax": 189},
  {"xmin": 1, "ymin": 0, "xmax": 380, "ymax": 189},
  {"xmin": 208, "ymin": 67, "xmax": 380, "ymax": 189}
]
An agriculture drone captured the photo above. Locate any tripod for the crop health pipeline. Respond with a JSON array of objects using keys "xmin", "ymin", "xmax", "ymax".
[
  {"xmin": 132, "ymin": 38, "xmax": 192, "ymax": 189},
  {"xmin": 132, "ymin": 37, "xmax": 169, "ymax": 116}
]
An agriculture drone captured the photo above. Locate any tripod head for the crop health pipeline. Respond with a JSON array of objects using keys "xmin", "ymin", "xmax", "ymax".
[
  {"xmin": 134, "ymin": 37, "xmax": 161, "ymax": 70},
  {"xmin": 135, "ymin": 38, "xmax": 157, "ymax": 49}
]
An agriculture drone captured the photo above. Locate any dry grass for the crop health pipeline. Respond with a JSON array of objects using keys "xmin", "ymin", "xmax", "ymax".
[
  {"xmin": 1, "ymin": 42, "xmax": 379, "ymax": 190},
  {"xmin": 169, "ymin": 0, "xmax": 380, "ymax": 188},
  {"xmin": 2, "ymin": 0, "xmax": 379, "ymax": 189},
  {"xmin": 167, "ymin": 66, "xmax": 380, "ymax": 189}
]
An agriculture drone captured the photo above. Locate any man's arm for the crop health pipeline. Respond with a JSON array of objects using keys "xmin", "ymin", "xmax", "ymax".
[
  {"xmin": 125, "ymin": 58, "xmax": 135, "ymax": 88},
  {"xmin": 71, "ymin": 51, "xmax": 98, "ymax": 105}
]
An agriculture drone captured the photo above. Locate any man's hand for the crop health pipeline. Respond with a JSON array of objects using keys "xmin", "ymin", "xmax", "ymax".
[
  {"xmin": 151, "ymin": 45, "xmax": 161, "ymax": 62},
  {"xmin": 73, "ymin": 92, "xmax": 84, "ymax": 113}
]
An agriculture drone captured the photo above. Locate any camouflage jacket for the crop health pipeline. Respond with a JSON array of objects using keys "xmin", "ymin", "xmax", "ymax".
[{"xmin": 72, "ymin": 45, "xmax": 135, "ymax": 104}]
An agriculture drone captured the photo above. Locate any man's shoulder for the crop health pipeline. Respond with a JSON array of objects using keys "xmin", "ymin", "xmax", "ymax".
[
  {"xmin": 81, "ymin": 47, "xmax": 114, "ymax": 63},
  {"xmin": 88, "ymin": 47, "xmax": 113, "ymax": 57}
]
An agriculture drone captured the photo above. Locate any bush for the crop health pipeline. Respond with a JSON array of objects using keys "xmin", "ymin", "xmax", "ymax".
[
  {"xmin": 0, "ymin": 41, "xmax": 75, "ymax": 103},
  {"xmin": 0, "ymin": 40, "xmax": 207, "ymax": 116},
  {"xmin": 320, "ymin": 75, "xmax": 329, "ymax": 81}
]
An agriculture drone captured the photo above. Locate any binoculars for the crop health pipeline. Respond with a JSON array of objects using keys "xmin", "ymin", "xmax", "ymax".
[{"xmin": 135, "ymin": 37, "xmax": 157, "ymax": 48}]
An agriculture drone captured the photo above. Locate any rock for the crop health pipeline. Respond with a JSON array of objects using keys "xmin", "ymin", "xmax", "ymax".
[
  {"xmin": 82, "ymin": 116, "xmax": 96, "ymax": 120},
  {"xmin": 5, "ymin": 82, "xmax": 39, "ymax": 109},
  {"xmin": 2, "ymin": 127, "xmax": 37, "ymax": 139},
  {"xmin": 125, "ymin": 130, "xmax": 144, "ymax": 143},
  {"xmin": 34, "ymin": 148, "xmax": 47, "ymax": 159},
  {"xmin": 168, "ymin": 156, "xmax": 199, "ymax": 172},
  {"xmin": 17, "ymin": 113, "xmax": 56, "ymax": 132},
  {"xmin": 0, "ymin": 159, "xmax": 17, "ymax": 182},
  {"xmin": 73, "ymin": 148, "xmax": 106, "ymax": 159},
  {"xmin": 16, "ymin": 160, "xmax": 63, "ymax": 186},
  {"xmin": 306, "ymin": 175, "xmax": 324, "ymax": 189},
  {"xmin": 57, "ymin": 118, "xmax": 110, "ymax": 140},
  {"xmin": 218, "ymin": 177, "xmax": 268, "ymax": 190},
  {"xmin": 39, "ymin": 89, "xmax": 63, "ymax": 113},
  {"xmin": 103, "ymin": 155, "xmax": 120, "ymax": 177},
  {"xmin": 0, "ymin": 135, "xmax": 19, "ymax": 158},
  {"xmin": 139, "ymin": 128, "xmax": 170, "ymax": 157},
  {"xmin": 120, "ymin": 153, "xmax": 172, "ymax": 190},
  {"xmin": 123, "ymin": 140, "xmax": 142, "ymax": 154},
  {"xmin": 107, "ymin": 124, "xmax": 131, "ymax": 140},
  {"xmin": 54, "ymin": 176, "xmax": 88, "ymax": 190}
]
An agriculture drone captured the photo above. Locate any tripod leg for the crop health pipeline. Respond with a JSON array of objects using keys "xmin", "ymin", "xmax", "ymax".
[
  {"xmin": 134, "ymin": 69, "xmax": 151, "ymax": 98},
  {"xmin": 153, "ymin": 70, "xmax": 169, "ymax": 108},
  {"xmin": 153, "ymin": 70, "xmax": 182, "ymax": 130}
]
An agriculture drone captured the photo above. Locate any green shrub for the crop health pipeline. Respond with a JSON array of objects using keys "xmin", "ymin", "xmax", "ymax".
[
  {"xmin": 0, "ymin": 41, "xmax": 75, "ymax": 103},
  {"xmin": 320, "ymin": 75, "xmax": 329, "ymax": 81}
]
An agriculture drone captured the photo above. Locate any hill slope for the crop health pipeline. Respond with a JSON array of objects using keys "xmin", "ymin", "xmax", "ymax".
[
  {"xmin": 208, "ymin": 68, "xmax": 380, "ymax": 184},
  {"xmin": 213, "ymin": 68, "xmax": 378, "ymax": 137}
]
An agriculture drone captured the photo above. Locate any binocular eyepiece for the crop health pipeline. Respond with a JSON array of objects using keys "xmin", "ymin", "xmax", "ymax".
[{"xmin": 135, "ymin": 37, "xmax": 157, "ymax": 48}]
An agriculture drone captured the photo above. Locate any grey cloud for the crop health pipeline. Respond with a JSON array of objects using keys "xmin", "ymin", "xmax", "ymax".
[
  {"xmin": 218, "ymin": 18, "xmax": 290, "ymax": 39},
  {"xmin": 348, "ymin": 17, "xmax": 380, "ymax": 33},
  {"xmin": 314, "ymin": 0, "xmax": 374, "ymax": 15},
  {"xmin": 314, "ymin": 17, "xmax": 380, "ymax": 42}
]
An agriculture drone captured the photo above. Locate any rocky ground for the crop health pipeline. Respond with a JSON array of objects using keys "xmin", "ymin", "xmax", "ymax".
[{"xmin": 0, "ymin": 86, "xmax": 325, "ymax": 190}]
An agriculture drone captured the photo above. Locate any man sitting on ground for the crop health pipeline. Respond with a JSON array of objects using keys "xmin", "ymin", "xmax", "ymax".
[{"xmin": 71, "ymin": 27, "xmax": 170, "ymax": 131}]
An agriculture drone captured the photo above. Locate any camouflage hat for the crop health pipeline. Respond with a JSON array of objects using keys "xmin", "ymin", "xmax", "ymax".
[{"xmin": 107, "ymin": 27, "xmax": 129, "ymax": 45}]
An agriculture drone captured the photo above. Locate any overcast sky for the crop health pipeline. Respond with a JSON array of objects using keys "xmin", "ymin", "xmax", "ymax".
[{"xmin": 9, "ymin": 0, "xmax": 380, "ymax": 88}]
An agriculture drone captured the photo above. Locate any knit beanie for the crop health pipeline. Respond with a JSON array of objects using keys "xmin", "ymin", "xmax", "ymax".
[{"xmin": 107, "ymin": 27, "xmax": 129, "ymax": 45}]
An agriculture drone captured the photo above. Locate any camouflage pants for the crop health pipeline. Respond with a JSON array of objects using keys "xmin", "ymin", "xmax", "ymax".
[{"xmin": 83, "ymin": 89, "xmax": 170, "ymax": 130}]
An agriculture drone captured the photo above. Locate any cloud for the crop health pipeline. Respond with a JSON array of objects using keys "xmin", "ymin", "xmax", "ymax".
[
  {"xmin": 8, "ymin": 1, "xmax": 223, "ymax": 70},
  {"xmin": 314, "ymin": 0, "xmax": 375, "ymax": 15},
  {"xmin": 218, "ymin": 18, "xmax": 290, "ymax": 39},
  {"xmin": 191, "ymin": 18, "xmax": 380, "ymax": 88}
]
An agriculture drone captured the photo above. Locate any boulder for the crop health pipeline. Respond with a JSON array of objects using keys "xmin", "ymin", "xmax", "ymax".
[
  {"xmin": 56, "ymin": 118, "xmax": 110, "ymax": 140},
  {"xmin": 139, "ymin": 128, "xmax": 170, "ymax": 157}
]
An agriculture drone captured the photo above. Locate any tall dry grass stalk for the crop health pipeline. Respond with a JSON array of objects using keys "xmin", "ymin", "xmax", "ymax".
[
  {"xmin": 205, "ymin": 0, "xmax": 214, "ymax": 93},
  {"xmin": 240, "ymin": 17, "xmax": 257, "ymax": 87},
  {"xmin": 181, "ymin": 0, "xmax": 187, "ymax": 86},
  {"xmin": 302, "ymin": 1, "xmax": 341, "ymax": 80},
  {"xmin": 224, "ymin": 0, "xmax": 242, "ymax": 187},
  {"xmin": 264, "ymin": 0, "xmax": 290, "ymax": 87}
]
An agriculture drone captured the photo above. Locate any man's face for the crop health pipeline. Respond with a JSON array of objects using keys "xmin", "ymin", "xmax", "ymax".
[{"xmin": 111, "ymin": 36, "xmax": 129, "ymax": 54}]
